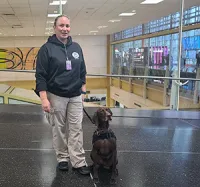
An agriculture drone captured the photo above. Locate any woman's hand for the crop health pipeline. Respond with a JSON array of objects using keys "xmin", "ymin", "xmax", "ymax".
[
  {"xmin": 41, "ymin": 98, "xmax": 51, "ymax": 113},
  {"xmin": 82, "ymin": 94, "xmax": 86, "ymax": 102},
  {"xmin": 39, "ymin": 91, "xmax": 51, "ymax": 113}
]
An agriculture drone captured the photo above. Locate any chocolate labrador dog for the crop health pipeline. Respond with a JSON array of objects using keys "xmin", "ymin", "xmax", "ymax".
[{"xmin": 90, "ymin": 107, "xmax": 118, "ymax": 184}]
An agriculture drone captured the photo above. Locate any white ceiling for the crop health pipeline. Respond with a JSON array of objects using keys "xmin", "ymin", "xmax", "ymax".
[{"xmin": 0, "ymin": 0, "xmax": 199, "ymax": 37}]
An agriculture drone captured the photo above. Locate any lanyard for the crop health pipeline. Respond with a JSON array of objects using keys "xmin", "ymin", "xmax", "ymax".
[{"xmin": 64, "ymin": 45, "xmax": 69, "ymax": 60}]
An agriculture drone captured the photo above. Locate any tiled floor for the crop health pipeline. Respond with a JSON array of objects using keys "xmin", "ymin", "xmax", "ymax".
[{"xmin": 0, "ymin": 105, "xmax": 200, "ymax": 187}]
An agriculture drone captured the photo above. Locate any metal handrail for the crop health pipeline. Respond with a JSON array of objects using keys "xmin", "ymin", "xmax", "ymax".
[
  {"xmin": 87, "ymin": 74, "xmax": 200, "ymax": 81},
  {"xmin": 0, "ymin": 69, "xmax": 35, "ymax": 73},
  {"xmin": 0, "ymin": 69, "xmax": 199, "ymax": 81}
]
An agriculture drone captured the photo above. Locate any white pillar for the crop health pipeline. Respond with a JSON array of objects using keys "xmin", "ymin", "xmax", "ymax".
[
  {"xmin": 59, "ymin": 0, "xmax": 62, "ymax": 15},
  {"xmin": 172, "ymin": 0, "xmax": 184, "ymax": 110}
]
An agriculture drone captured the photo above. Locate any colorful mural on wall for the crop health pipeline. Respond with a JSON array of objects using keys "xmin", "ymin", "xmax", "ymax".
[
  {"xmin": 0, "ymin": 47, "xmax": 39, "ymax": 70},
  {"xmin": 0, "ymin": 47, "xmax": 39, "ymax": 104}
]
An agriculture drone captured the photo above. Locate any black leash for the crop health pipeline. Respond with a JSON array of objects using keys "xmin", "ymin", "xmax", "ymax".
[{"xmin": 83, "ymin": 107, "xmax": 94, "ymax": 124}]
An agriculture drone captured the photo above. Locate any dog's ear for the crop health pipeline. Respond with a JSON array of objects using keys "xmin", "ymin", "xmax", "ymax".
[{"xmin": 92, "ymin": 112, "xmax": 98, "ymax": 126}]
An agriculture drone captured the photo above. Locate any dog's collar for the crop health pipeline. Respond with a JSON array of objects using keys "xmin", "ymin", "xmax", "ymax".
[
  {"xmin": 92, "ymin": 129, "xmax": 116, "ymax": 144},
  {"xmin": 94, "ymin": 128, "xmax": 113, "ymax": 136},
  {"xmin": 95, "ymin": 129, "xmax": 108, "ymax": 135}
]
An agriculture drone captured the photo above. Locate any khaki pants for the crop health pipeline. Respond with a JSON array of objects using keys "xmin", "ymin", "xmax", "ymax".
[{"xmin": 46, "ymin": 92, "xmax": 86, "ymax": 168}]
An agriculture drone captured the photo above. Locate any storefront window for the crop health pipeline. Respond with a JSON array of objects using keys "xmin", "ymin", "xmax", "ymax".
[
  {"xmin": 111, "ymin": 5, "xmax": 200, "ymax": 74},
  {"xmin": 112, "ymin": 40, "xmax": 144, "ymax": 75},
  {"xmin": 171, "ymin": 33, "xmax": 179, "ymax": 67},
  {"xmin": 181, "ymin": 29, "xmax": 200, "ymax": 69},
  {"xmin": 196, "ymin": 7, "xmax": 200, "ymax": 22},
  {"xmin": 144, "ymin": 23, "xmax": 150, "ymax": 34},
  {"xmin": 146, "ymin": 36, "xmax": 170, "ymax": 69},
  {"xmin": 112, "ymin": 43, "xmax": 123, "ymax": 74},
  {"xmin": 163, "ymin": 35, "xmax": 171, "ymax": 48},
  {"xmin": 113, "ymin": 32, "xmax": 122, "ymax": 41},
  {"xmin": 112, "ymin": 5, "xmax": 200, "ymax": 41},
  {"xmin": 149, "ymin": 20, "xmax": 157, "ymax": 33},
  {"xmin": 172, "ymin": 12, "xmax": 180, "ymax": 28},
  {"xmin": 133, "ymin": 25, "xmax": 143, "ymax": 36},
  {"xmin": 122, "ymin": 28, "xmax": 133, "ymax": 39},
  {"xmin": 188, "ymin": 30, "xmax": 195, "ymax": 37},
  {"xmin": 144, "ymin": 39, "xmax": 149, "ymax": 47},
  {"xmin": 195, "ymin": 29, "xmax": 200, "ymax": 35}
]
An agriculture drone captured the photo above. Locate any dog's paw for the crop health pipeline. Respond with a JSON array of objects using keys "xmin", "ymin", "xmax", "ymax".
[
  {"xmin": 93, "ymin": 178, "xmax": 100, "ymax": 184},
  {"xmin": 110, "ymin": 178, "xmax": 117, "ymax": 185}
]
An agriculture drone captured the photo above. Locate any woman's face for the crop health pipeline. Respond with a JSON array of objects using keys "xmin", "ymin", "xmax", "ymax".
[{"xmin": 54, "ymin": 16, "xmax": 71, "ymax": 41}]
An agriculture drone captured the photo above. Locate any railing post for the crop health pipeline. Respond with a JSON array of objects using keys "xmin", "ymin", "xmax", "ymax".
[
  {"xmin": 170, "ymin": 70, "xmax": 179, "ymax": 110},
  {"xmin": 143, "ymin": 65, "xmax": 149, "ymax": 99},
  {"xmin": 129, "ymin": 78, "xmax": 132, "ymax": 93},
  {"xmin": 129, "ymin": 60, "xmax": 134, "ymax": 93},
  {"xmin": 118, "ymin": 66, "xmax": 122, "ymax": 89},
  {"xmin": 163, "ymin": 66, "xmax": 170, "ymax": 106},
  {"xmin": 106, "ymin": 35, "xmax": 112, "ymax": 107},
  {"xmin": 193, "ymin": 68, "xmax": 200, "ymax": 104}
]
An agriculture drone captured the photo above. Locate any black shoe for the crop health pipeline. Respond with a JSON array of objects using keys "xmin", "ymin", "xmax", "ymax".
[
  {"xmin": 57, "ymin": 161, "xmax": 69, "ymax": 171},
  {"xmin": 72, "ymin": 165, "xmax": 91, "ymax": 175}
]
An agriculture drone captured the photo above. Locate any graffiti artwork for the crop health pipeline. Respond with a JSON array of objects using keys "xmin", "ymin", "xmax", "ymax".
[{"xmin": 0, "ymin": 47, "xmax": 39, "ymax": 70}]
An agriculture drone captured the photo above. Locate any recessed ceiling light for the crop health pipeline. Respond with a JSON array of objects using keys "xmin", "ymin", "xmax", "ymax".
[
  {"xmin": 97, "ymin": 26, "xmax": 108, "ymax": 29},
  {"xmin": 108, "ymin": 19, "xmax": 121, "ymax": 23},
  {"xmin": 78, "ymin": 34, "xmax": 81, "ymax": 35},
  {"xmin": 119, "ymin": 12, "xmax": 136, "ymax": 16},
  {"xmin": 89, "ymin": 31, "xmax": 98, "ymax": 33},
  {"xmin": 141, "ymin": 0, "xmax": 164, "ymax": 4},
  {"xmin": 47, "ymin": 14, "xmax": 60, "ymax": 17},
  {"xmin": 31, "ymin": 34, "xmax": 33, "ymax": 36},
  {"xmin": 49, "ymin": 1, "xmax": 67, "ymax": 5}
]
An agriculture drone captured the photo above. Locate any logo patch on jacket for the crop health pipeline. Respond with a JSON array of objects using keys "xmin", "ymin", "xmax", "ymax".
[{"xmin": 72, "ymin": 52, "xmax": 79, "ymax": 59}]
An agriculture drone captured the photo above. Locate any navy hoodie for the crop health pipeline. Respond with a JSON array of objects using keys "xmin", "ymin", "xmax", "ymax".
[{"xmin": 35, "ymin": 34, "xmax": 87, "ymax": 98}]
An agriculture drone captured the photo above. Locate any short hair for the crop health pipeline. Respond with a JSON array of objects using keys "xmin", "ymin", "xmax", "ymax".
[{"xmin": 54, "ymin": 14, "xmax": 70, "ymax": 26}]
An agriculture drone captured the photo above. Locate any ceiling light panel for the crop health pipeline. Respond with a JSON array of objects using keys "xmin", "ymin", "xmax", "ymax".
[
  {"xmin": 47, "ymin": 14, "xmax": 60, "ymax": 17},
  {"xmin": 119, "ymin": 12, "xmax": 136, "ymax": 16},
  {"xmin": 97, "ymin": 26, "xmax": 108, "ymax": 29},
  {"xmin": 89, "ymin": 31, "xmax": 98, "ymax": 33},
  {"xmin": 49, "ymin": 1, "xmax": 67, "ymax": 5},
  {"xmin": 108, "ymin": 20, "xmax": 121, "ymax": 23},
  {"xmin": 141, "ymin": 0, "xmax": 164, "ymax": 4}
]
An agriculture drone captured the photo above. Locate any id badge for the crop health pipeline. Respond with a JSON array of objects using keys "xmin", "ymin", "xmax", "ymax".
[{"xmin": 66, "ymin": 60, "xmax": 72, "ymax": 70}]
